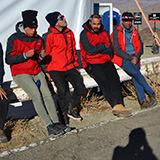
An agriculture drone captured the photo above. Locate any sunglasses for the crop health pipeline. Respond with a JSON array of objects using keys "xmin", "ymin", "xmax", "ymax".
[
  {"xmin": 28, "ymin": 27, "xmax": 37, "ymax": 30},
  {"xmin": 58, "ymin": 15, "xmax": 65, "ymax": 21},
  {"xmin": 122, "ymin": 16, "xmax": 134, "ymax": 20}
]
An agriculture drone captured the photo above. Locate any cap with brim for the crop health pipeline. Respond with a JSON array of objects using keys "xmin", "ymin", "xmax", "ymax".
[{"xmin": 122, "ymin": 12, "xmax": 134, "ymax": 21}]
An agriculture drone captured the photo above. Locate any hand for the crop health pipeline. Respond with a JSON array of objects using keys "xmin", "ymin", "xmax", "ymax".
[
  {"xmin": 76, "ymin": 68, "xmax": 80, "ymax": 73},
  {"xmin": 104, "ymin": 43, "xmax": 108, "ymax": 48},
  {"xmin": 131, "ymin": 56, "xmax": 138, "ymax": 65},
  {"xmin": 46, "ymin": 73, "xmax": 51, "ymax": 81},
  {"xmin": 0, "ymin": 87, "xmax": 8, "ymax": 100},
  {"xmin": 40, "ymin": 49, "xmax": 46, "ymax": 58},
  {"xmin": 25, "ymin": 49, "xmax": 35, "ymax": 58}
]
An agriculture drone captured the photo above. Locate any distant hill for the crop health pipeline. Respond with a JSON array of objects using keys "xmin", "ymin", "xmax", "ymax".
[
  {"xmin": 140, "ymin": 28, "xmax": 160, "ymax": 44},
  {"xmin": 94, "ymin": 0, "xmax": 159, "ymax": 11},
  {"xmin": 94, "ymin": 0, "xmax": 160, "ymax": 28},
  {"xmin": 94, "ymin": 0, "xmax": 160, "ymax": 43},
  {"xmin": 130, "ymin": 2, "xmax": 160, "ymax": 30},
  {"xmin": 93, "ymin": 0, "xmax": 160, "ymax": 27}
]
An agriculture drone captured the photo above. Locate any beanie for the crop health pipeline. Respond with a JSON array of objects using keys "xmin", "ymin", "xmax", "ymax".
[
  {"xmin": 45, "ymin": 11, "xmax": 60, "ymax": 27},
  {"xmin": 122, "ymin": 12, "xmax": 134, "ymax": 21},
  {"xmin": 22, "ymin": 10, "xmax": 38, "ymax": 28}
]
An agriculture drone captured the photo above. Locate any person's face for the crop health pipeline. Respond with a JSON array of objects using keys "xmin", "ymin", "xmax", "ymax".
[
  {"xmin": 24, "ymin": 27, "xmax": 37, "ymax": 37},
  {"xmin": 122, "ymin": 20, "xmax": 133, "ymax": 30},
  {"xmin": 55, "ymin": 14, "xmax": 67, "ymax": 28},
  {"xmin": 89, "ymin": 18, "xmax": 101, "ymax": 32}
]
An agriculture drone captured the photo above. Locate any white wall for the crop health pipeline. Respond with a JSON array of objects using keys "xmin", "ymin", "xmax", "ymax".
[{"xmin": 0, "ymin": 0, "xmax": 93, "ymax": 82}]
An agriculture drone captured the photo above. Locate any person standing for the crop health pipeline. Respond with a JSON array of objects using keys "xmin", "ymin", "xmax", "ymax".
[
  {"xmin": 80, "ymin": 14, "xmax": 131, "ymax": 117},
  {"xmin": 111, "ymin": 12, "xmax": 157, "ymax": 109},
  {"xmin": 0, "ymin": 42, "xmax": 9, "ymax": 143},
  {"xmin": 43, "ymin": 11, "xmax": 87, "ymax": 124},
  {"xmin": 5, "ymin": 10, "xmax": 68, "ymax": 137}
]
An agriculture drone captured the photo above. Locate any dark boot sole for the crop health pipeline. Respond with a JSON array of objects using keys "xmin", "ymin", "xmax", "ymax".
[
  {"xmin": 151, "ymin": 101, "xmax": 158, "ymax": 107},
  {"xmin": 64, "ymin": 127, "xmax": 72, "ymax": 133},
  {"xmin": 48, "ymin": 130, "xmax": 65, "ymax": 137},
  {"xmin": 141, "ymin": 101, "xmax": 158, "ymax": 109}
]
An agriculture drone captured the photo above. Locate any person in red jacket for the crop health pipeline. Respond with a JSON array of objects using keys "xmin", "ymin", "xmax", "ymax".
[
  {"xmin": 80, "ymin": 14, "xmax": 131, "ymax": 117},
  {"xmin": 43, "ymin": 11, "xmax": 86, "ymax": 124},
  {"xmin": 111, "ymin": 12, "xmax": 157, "ymax": 109},
  {"xmin": 5, "ymin": 10, "xmax": 69, "ymax": 137}
]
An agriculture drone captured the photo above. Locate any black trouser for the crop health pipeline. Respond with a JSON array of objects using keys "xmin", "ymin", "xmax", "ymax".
[
  {"xmin": 0, "ymin": 97, "xmax": 9, "ymax": 130},
  {"xmin": 85, "ymin": 61, "xmax": 124, "ymax": 107},
  {"xmin": 49, "ymin": 68, "xmax": 87, "ymax": 114}
]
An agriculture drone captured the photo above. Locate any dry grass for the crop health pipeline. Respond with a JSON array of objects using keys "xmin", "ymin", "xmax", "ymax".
[
  {"xmin": 122, "ymin": 62, "xmax": 160, "ymax": 105},
  {"xmin": 0, "ymin": 64, "xmax": 159, "ymax": 153},
  {"xmin": 81, "ymin": 89, "xmax": 111, "ymax": 114},
  {"xmin": 0, "ymin": 116, "xmax": 47, "ymax": 152},
  {"xmin": 145, "ymin": 63, "xmax": 160, "ymax": 100}
]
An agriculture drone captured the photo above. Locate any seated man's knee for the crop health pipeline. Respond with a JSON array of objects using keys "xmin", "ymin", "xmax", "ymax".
[
  {"xmin": 132, "ymin": 70, "xmax": 140, "ymax": 77},
  {"xmin": 76, "ymin": 85, "xmax": 87, "ymax": 97},
  {"xmin": 57, "ymin": 86, "xmax": 66, "ymax": 97}
]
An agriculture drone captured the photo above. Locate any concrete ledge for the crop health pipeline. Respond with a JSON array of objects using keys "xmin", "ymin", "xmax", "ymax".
[{"xmin": 3, "ymin": 56, "xmax": 160, "ymax": 103}]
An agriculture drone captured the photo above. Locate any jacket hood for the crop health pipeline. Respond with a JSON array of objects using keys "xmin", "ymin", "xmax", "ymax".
[
  {"xmin": 15, "ymin": 21, "xmax": 37, "ymax": 36},
  {"xmin": 15, "ymin": 21, "xmax": 25, "ymax": 34},
  {"xmin": 82, "ymin": 20, "xmax": 105, "ymax": 34}
]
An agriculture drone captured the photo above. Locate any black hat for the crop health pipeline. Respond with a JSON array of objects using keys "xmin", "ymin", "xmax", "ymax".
[
  {"xmin": 45, "ymin": 11, "xmax": 60, "ymax": 27},
  {"xmin": 122, "ymin": 12, "xmax": 134, "ymax": 21},
  {"xmin": 22, "ymin": 10, "xmax": 38, "ymax": 28}
]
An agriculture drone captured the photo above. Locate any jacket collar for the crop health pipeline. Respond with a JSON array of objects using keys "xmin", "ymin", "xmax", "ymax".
[
  {"xmin": 49, "ymin": 26, "xmax": 70, "ymax": 34},
  {"xmin": 15, "ymin": 21, "xmax": 38, "ymax": 37},
  {"xmin": 117, "ymin": 23, "xmax": 135, "ymax": 33}
]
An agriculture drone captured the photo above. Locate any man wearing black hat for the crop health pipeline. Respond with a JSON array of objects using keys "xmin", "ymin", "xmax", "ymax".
[
  {"xmin": 5, "ymin": 10, "xmax": 69, "ymax": 137},
  {"xmin": 43, "ymin": 11, "xmax": 87, "ymax": 124},
  {"xmin": 111, "ymin": 11, "xmax": 157, "ymax": 109},
  {"xmin": 0, "ymin": 42, "xmax": 9, "ymax": 143}
]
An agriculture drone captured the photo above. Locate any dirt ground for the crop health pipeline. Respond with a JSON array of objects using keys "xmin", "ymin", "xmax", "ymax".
[
  {"xmin": 0, "ymin": 86, "xmax": 159, "ymax": 154},
  {"xmin": 0, "ymin": 44, "xmax": 160, "ymax": 154}
]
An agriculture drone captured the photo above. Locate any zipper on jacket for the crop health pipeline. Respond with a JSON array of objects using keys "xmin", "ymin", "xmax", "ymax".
[{"xmin": 64, "ymin": 34, "xmax": 69, "ymax": 70}]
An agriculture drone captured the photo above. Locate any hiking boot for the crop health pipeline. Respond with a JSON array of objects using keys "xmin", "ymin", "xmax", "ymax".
[
  {"xmin": 140, "ymin": 99, "xmax": 151, "ymax": 109},
  {"xmin": 68, "ymin": 109, "xmax": 83, "ymax": 121},
  {"xmin": 149, "ymin": 92, "xmax": 158, "ymax": 107},
  {"xmin": 47, "ymin": 123, "xmax": 65, "ymax": 137},
  {"xmin": 112, "ymin": 104, "xmax": 132, "ymax": 117},
  {"xmin": 0, "ymin": 129, "xmax": 8, "ymax": 143},
  {"xmin": 55, "ymin": 123, "xmax": 72, "ymax": 133}
]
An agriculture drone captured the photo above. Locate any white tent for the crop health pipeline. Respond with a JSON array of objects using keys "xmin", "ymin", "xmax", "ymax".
[{"xmin": 0, "ymin": 0, "xmax": 93, "ymax": 82}]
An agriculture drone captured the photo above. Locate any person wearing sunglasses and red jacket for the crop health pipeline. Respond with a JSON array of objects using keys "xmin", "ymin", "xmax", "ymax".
[{"xmin": 43, "ymin": 11, "xmax": 87, "ymax": 125}]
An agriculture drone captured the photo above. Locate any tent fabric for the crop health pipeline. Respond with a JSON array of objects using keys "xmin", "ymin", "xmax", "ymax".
[{"xmin": 0, "ymin": 0, "xmax": 93, "ymax": 82}]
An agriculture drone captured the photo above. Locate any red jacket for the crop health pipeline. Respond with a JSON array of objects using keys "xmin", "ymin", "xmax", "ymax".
[
  {"xmin": 43, "ymin": 26, "xmax": 79, "ymax": 71},
  {"xmin": 5, "ymin": 22, "xmax": 43, "ymax": 76},
  {"xmin": 111, "ymin": 24, "xmax": 143, "ymax": 67},
  {"xmin": 80, "ymin": 21, "xmax": 113, "ymax": 68}
]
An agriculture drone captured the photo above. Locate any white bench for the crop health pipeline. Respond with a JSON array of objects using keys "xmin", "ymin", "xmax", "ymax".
[{"xmin": 4, "ymin": 56, "xmax": 160, "ymax": 103}]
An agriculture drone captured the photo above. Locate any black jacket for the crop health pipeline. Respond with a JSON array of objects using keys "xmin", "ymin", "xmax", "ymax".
[{"xmin": 0, "ymin": 43, "xmax": 4, "ymax": 86}]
